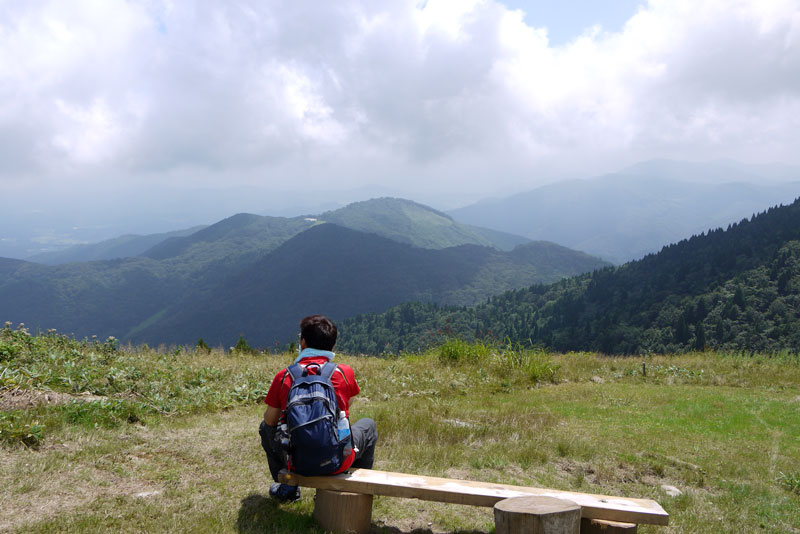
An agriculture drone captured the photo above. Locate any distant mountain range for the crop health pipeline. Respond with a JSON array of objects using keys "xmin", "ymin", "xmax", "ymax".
[
  {"xmin": 0, "ymin": 198, "xmax": 607, "ymax": 347},
  {"xmin": 450, "ymin": 160, "xmax": 800, "ymax": 263},
  {"xmin": 0, "ymin": 183, "xmax": 399, "ymax": 260},
  {"xmin": 29, "ymin": 198, "xmax": 529, "ymax": 266},
  {"xmin": 340, "ymin": 197, "xmax": 800, "ymax": 355},
  {"xmin": 14, "ymin": 159, "xmax": 800, "ymax": 267}
]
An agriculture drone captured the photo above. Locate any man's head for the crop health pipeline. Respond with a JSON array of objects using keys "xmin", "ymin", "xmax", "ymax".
[{"xmin": 299, "ymin": 315, "xmax": 337, "ymax": 351}]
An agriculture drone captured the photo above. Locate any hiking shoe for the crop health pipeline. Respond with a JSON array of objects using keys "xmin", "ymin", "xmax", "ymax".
[{"xmin": 269, "ymin": 483, "xmax": 300, "ymax": 503}]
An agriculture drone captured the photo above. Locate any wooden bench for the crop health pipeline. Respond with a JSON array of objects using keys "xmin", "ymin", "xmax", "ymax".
[{"xmin": 281, "ymin": 468, "xmax": 669, "ymax": 534}]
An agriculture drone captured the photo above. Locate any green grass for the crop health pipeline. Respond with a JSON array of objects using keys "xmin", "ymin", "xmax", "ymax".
[
  {"xmin": 2, "ymin": 329, "xmax": 799, "ymax": 533},
  {"xmin": 778, "ymin": 471, "xmax": 800, "ymax": 496}
]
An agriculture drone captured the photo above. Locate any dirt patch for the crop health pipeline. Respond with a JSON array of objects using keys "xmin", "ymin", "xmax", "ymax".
[
  {"xmin": 0, "ymin": 388, "xmax": 106, "ymax": 411},
  {"xmin": 556, "ymin": 458, "xmax": 587, "ymax": 474},
  {"xmin": 444, "ymin": 467, "xmax": 472, "ymax": 480},
  {"xmin": 557, "ymin": 458, "xmax": 645, "ymax": 486},
  {"xmin": 2, "ymin": 388, "xmax": 73, "ymax": 411}
]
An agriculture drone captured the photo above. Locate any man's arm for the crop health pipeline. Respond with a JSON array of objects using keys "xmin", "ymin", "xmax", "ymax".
[
  {"xmin": 263, "ymin": 368, "xmax": 288, "ymax": 426},
  {"xmin": 264, "ymin": 404, "xmax": 281, "ymax": 426}
]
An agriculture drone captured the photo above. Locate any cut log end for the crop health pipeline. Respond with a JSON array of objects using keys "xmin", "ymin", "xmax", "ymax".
[
  {"xmin": 313, "ymin": 489, "xmax": 373, "ymax": 534},
  {"xmin": 494, "ymin": 496, "xmax": 581, "ymax": 534}
]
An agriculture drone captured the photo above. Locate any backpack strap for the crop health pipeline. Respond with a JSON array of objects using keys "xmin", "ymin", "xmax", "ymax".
[
  {"xmin": 319, "ymin": 361, "xmax": 338, "ymax": 381},
  {"xmin": 280, "ymin": 368, "xmax": 292, "ymax": 387},
  {"xmin": 287, "ymin": 363, "xmax": 304, "ymax": 381},
  {"xmin": 335, "ymin": 367, "xmax": 349, "ymax": 386},
  {"xmin": 286, "ymin": 361, "xmax": 337, "ymax": 382}
]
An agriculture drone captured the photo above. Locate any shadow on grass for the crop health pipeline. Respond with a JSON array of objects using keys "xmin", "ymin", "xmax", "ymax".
[
  {"xmin": 236, "ymin": 493, "xmax": 321, "ymax": 534},
  {"xmin": 375, "ymin": 528, "xmax": 487, "ymax": 534},
  {"xmin": 237, "ymin": 493, "xmax": 488, "ymax": 534}
]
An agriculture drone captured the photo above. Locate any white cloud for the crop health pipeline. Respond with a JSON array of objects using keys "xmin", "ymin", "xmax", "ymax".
[{"xmin": 0, "ymin": 0, "xmax": 798, "ymax": 199}]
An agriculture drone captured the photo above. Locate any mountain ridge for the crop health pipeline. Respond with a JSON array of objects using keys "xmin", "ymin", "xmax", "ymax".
[
  {"xmin": 29, "ymin": 197, "xmax": 531, "ymax": 266},
  {"xmin": 449, "ymin": 166, "xmax": 800, "ymax": 263},
  {"xmin": 0, "ymin": 201, "xmax": 607, "ymax": 346}
]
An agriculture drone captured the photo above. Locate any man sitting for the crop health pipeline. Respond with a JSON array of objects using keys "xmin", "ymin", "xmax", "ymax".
[{"xmin": 259, "ymin": 314, "xmax": 378, "ymax": 502}]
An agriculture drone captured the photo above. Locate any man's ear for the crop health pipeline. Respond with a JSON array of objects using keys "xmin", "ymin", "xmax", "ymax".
[{"xmin": 300, "ymin": 338, "xmax": 307, "ymax": 350}]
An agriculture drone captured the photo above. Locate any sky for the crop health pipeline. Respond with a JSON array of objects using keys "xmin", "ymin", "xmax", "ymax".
[{"xmin": 1, "ymin": 0, "xmax": 800, "ymax": 238}]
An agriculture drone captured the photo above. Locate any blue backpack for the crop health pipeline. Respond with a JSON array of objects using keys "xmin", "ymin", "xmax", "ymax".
[{"xmin": 283, "ymin": 361, "xmax": 352, "ymax": 476}]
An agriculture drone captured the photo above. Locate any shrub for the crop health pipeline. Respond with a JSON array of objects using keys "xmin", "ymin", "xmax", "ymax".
[
  {"xmin": 0, "ymin": 412, "xmax": 45, "ymax": 448},
  {"xmin": 102, "ymin": 336, "xmax": 119, "ymax": 353},
  {"xmin": 495, "ymin": 341, "xmax": 560, "ymax": 384},
  {"xmin": 778, "ymin": 471, "xmax": 800, "ymax": 495},
  {"xmin": 232, "ymin": 336, "xmax": 256, "ymax": 355},
  {"xmin": 437, "ymin": 338, "xmax": 491, "ymax": 365},
  {"xmin": 0, "ymin": 340, "xmax": 21, "ymax": 361},
  {"xmin": 61, "ymin": 399, "xmax": 142, "ymax": 429},
  {"xmin": 0, "ymin": 331, "xmax": 275, "ymax": 443}
]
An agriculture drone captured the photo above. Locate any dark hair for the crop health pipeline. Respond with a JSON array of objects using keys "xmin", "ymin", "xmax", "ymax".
[{"xmin": 300, "ymin": 315, "xmax": 337, "ymax": 351}]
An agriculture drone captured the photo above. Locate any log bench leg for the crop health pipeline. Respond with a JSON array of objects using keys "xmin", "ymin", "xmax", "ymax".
[
  {"xmin": 494, "ymin": 496, "xmax": 581, "ymax": 534},
  {"xmin": 580, "ymin": 518, "xmax": 638, "ymax": 533},
  {"xmin": 313, "ymin": 489, "xmax": 373, "ymax": 534}
]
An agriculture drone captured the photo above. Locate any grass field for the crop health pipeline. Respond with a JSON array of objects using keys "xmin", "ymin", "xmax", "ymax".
[{"xmin": 2, "ymin": 326, "xmax": 799, "ymax": 533}]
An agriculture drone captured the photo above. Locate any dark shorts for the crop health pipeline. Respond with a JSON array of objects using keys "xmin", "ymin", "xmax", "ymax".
[{"xmin": 259, "ymin": 417, "xmax": 378, "ymax": 482}]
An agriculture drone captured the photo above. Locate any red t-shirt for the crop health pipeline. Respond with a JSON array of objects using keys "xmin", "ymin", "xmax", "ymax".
[{"xmin": 264, "ymin": 356, "xmax": 360, "ymax": 473}]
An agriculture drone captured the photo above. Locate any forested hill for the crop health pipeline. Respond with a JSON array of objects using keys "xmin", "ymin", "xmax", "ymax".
[
  {"xmin": 127, "ymin": 224, "xmax": 608, "ymax": 347},
  {"xmin": 339, "ymin": 199, "xmax": 800, "ymax": 355}
]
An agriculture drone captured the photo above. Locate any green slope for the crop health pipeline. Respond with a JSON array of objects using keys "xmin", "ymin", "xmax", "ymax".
[
  {"xmin": 323, "ymin": 197, "xmax": 529, "ymax": 250},
  {"xmin": 140, "ymin": 213, "xmax": 316, "ymax": 263}
]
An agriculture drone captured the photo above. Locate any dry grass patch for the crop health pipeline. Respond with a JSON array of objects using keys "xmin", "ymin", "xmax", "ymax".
[{"xmin": 1, "ymin": 404, "xmax": 502, "ymax": 534}]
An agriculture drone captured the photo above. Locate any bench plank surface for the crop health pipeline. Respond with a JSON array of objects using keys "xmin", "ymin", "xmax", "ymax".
[{"xmin": 281, "ymin": 469, "xmax": 668, "ymax": 526}]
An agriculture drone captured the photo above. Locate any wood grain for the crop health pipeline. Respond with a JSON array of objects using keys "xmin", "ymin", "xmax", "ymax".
[{"xmin": 280, "ymin": 469, "xmax": 669, "ymax": 526}]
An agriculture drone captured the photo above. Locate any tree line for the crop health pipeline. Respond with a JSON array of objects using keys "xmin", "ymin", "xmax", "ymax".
[{"xmin": 338, "ymin": 200, "xmax": 800, "ymax": 356}]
